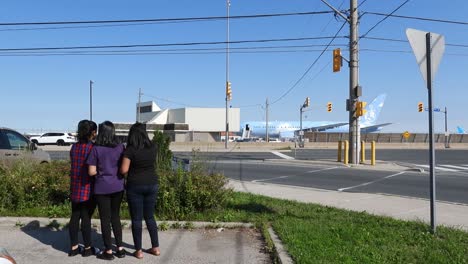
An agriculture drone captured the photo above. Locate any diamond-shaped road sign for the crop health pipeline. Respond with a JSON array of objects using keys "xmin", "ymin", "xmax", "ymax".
[{"xmin": 406, "ymin": 28, "xmax": 445, "ymax": 84}]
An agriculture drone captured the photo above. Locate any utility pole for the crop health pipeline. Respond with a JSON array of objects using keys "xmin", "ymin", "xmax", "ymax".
[
  {"xmin": 266, "ymin": 98, "xmax": 269, "ymax": 142},
  {"xmin": 137, "ymin": 88, "xmax": 142, "ymax": 123},
  {"xmin": 349, "ymin": 0, "xmax": 360, "ymax": 164},
  {"xmin": 444, "ymin": 107, "xmax": 449, "ymax": 148},
  {"xmin": 322, "ymin": 0, "xmax": 360, "ymax": 164},
  {"xmin": 299, "ymin": 97, "xmax": 309, "ymax": 148},
  {"xmin": 89, "ymin": 80, "xmax": 93, "ymax": 121},
  {"xmin": 224, "ymin": 0, "xmax": 230, "ymax": 149},
  {"xmin": 300, "ymin": 105, "xmax": 303, "ymax": 146}
]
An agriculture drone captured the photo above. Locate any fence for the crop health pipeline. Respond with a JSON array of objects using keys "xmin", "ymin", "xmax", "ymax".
[{"xmin": 304, "ymin": 132, "xmax": 468, "ymax": 143}]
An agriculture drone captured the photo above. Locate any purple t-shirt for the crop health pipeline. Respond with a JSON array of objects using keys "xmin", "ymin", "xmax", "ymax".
[{"xmin": 86, "ymin": 144, "xmax": 125, "ymax": 195}]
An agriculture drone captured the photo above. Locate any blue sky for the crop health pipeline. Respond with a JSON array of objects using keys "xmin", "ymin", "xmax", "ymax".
[{"xmin": 1, "ymin": 0, "xmax": 467, "ymax": 134}]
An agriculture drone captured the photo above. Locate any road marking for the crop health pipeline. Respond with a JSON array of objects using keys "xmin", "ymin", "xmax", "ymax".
[
  {"xmin": 440, "ymin": 164, "xmax": 468, "ymax": 170},
  {"xmin": 417, "ymin": 165, "xmax": 458, "ymax": 172},
  {"xmin": 251, "ymin": 166, "xmax": 339, "ymax": 183},
  {"xmin": 252, "ymin": 176, "xmax": 289, "ymax": 183},
  {"xmin": 337, "ymin": 172, "xmax": 406, "ymax": 192},
  {"xmin": 307, "ymin": 167, "xmax": 339, "ymax": 173},
  {"xmin": 271, "ymin": 151, "xmax": 294, "ymax": 160}
]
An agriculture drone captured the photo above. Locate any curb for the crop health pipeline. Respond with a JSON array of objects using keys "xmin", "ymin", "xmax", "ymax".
[
  {"xmin": 0, "ymin": 217, "xmax": 254, "ymax": 230},
  {"xmin": 268, "ymin": 227, "xmax": 294, "ymax": 264}
]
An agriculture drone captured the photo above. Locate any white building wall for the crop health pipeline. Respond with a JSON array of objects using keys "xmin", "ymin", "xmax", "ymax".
[
  {"xmin": 185, "ymin": 108, "xmax": 240, "ymax": 132},
  {"xmin": 167, "ymin": 108, "xmax": 186, "ymax": 124}
]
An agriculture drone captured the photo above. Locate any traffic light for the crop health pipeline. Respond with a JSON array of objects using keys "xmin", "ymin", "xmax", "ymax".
[
  {"xmin": 327, "ymin": 102, "xmax": 332, "ymax": 112},
  {"xmin": 226, "ymin": 81, "xmax": 232, "ymax": 101},
  {"xmin": 333, "ymin": 48, "xmax": 342, "ymax": 72},
  {"xmin": 418, "ymin": 102, "xmax": 423, "ymax": 112},
  {"xmin": 304, "ymin": 97, "xmax": 310, "ymax": 107},
  {"xmin": 356, "ymin": 101, "xmax": 367, "ymax": 117}
]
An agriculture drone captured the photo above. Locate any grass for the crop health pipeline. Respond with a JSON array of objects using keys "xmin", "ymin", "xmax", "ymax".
[{"xmin": 1, "ymin": 192, "xmax": 467, "ymax": 263}]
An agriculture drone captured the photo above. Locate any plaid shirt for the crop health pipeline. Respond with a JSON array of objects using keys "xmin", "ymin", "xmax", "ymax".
[{"xmin": 70, "ymin": 142, "xmax": 94, "ymax": 202}]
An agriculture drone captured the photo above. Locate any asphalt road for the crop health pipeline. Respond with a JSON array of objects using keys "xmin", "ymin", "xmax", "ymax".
[{"xmin": 47, "ymin": 149, "xmax": 468, "ymax": 205}]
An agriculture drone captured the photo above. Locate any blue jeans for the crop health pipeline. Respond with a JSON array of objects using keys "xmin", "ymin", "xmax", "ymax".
[{"xmin": 126, "ymin": 184, "xmax": 159, "ymax": 250}]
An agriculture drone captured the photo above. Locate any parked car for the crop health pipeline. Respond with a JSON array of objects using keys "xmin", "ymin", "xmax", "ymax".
[
  {"xmin": 29, "ymin": 132, "xmax": 76, "ymax": 146},
  {"xmin": 0, "ymin": 127, "xmax": 51, "ymax": 163}
]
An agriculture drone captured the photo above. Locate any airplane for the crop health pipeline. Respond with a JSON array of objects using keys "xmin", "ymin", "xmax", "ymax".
[
  {"xmin": 240, "ymin": 94, "xmax": 390, "ymax": 139},
  {"xmin": 456, "ymin": 126, "xmax": 466, "ymax": 134}
]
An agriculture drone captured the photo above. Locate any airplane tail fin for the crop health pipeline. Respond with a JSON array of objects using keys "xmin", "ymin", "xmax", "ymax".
[
  {"xmin": 457, "ymin": 126, "xmax": 466, "ymax": 134},
  {"xmin": 361, "ymin": 94, "xmax": 386, "ymax": 126}
]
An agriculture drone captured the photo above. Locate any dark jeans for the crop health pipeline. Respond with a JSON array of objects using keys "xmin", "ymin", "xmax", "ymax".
[
  {"xmin": 127, "ymin": 184, "xmax": 159, "ymax": 251},
  {"xmin": 69, "ymin": 198, "xmax": 96, "ymax": 248},
  {"xmin": 95, "ymin": 191, "xmax": 124, "ymax": 251}
]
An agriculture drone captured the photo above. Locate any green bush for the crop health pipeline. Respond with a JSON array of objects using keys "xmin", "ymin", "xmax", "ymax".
[
  {"xmin": 156, "ymin": 164, "xmax": 232, "ymax": 220},
  {"xmin": 0, "ymin": 133, "xmax": 232, "ymax": 220},
  {"xmin": 152, "ymin": 130, "xmax": 173, "ymax": 172},
  {"xmin": 153, "ymin": 131, "xmax": 232, "ymax": 219},
  {"xmin": 0, "ymin": 160, "xmax": 69, "ymax": 210}
]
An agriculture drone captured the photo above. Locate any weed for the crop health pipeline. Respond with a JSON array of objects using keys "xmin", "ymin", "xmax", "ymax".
[
  {"xmin": 159, "ymin": 221, "xmax": 169, "ymax": 231},
  {"xmin": 183, "ymin": 222, "xmax": 195, "ymax": 230},
  {"xmin": 171, "ymin": 222, "xmax": 182, "ymax": 229},
  {"xmin": 15, "ymin": 221, "xmax": 24, "ymax": 228}
]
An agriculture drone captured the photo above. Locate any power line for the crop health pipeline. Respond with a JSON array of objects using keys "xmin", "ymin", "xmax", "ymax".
[
  {"xmin": 143, "ymin": 94, "xmax": 211, "ymax": 108},
  {"xmin": 361, "ymin": 36, "xmax": 468, "ymax": 48},
  {"xmin": 0, "ymin": 36, "xmax": 346, "ymax": 52},
  {"xmin": 271, "ymin": 21, "xmax": 347, "ymax": 105},
  {"xmin": 0, "ymin": 49, "xmax": 350, "ymax": 57},
  {"xmin": 0, "ymin": 11, "xmax": 333, "ymax": 27},
  {"xmin": 358, "ymin": 0, "xmax": 370, "ymax": 8},
  {"xmin": 0, "ymin": 44, "xmax": 349, "ymax": 56},
  {"xmin": 0, "ymin": 43, "xmax": 348, "ymax": 54},
  {"xmin": 0, "ymin": 21, "xmax": 197, "ymax": 32},
  {"xmin": 364, "ymin": 12, "xmax": 468, "ymax": 26},
  {"xmin": 360, "ymin": 0, "xmax": 410, "ymax": 38}
]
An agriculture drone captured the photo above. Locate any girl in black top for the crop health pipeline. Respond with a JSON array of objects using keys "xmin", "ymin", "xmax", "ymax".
[{"xmin": 120, "ymin": 123, "xmax": 160, "ymax": 259}]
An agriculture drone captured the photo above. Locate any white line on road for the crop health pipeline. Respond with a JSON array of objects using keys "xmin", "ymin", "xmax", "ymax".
[
  {"xmin": 307, "ymin": 167, "xmax": 340, "ymax": 173},
  {"xmin": 271, "ymin": 151, "xmax": 294, "ymax": 160},
  {"xmin": 439, "ymin": 164, "xmax": 468, "ymax": 170},
  {"xmin": 417, "ymin": 165, "xmax": 458, "ymax": 172},
  {"xmin": 337, "ymin": 172, "xmax": 406, "ymax": 192},
  {"xmin": 251, "ymin": 166, "xmax": 339, "ymax": 183},
  {"xmin": 252, "ymin": 176, "xmax": 289, "ymax": 183}
]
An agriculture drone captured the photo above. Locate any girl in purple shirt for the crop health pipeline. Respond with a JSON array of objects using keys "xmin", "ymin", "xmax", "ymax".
[{"xmin": 87, "ymin": 121, "xmax": 125, "ymax": 260}]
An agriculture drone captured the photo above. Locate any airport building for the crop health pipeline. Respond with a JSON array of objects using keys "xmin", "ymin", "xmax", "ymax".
[{"xmin": 115, "ymin": 101, "xmax": 240, "ymax": 142}]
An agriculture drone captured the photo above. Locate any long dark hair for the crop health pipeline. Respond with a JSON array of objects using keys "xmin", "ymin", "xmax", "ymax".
[
  {"xmin": 76, "ymin": 120, "xmax": 92, "ymax": 143},
  {"xmin": 127, "ymin": 122, "xmax": 153, "ymax": 150},
  {"xmin": 95, "ymin": 121, "xmax": 118, "ymax": 147}
]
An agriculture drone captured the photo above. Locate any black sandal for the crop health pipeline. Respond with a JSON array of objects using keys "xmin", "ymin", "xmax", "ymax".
[{"xmin": 68, "ymin": 247, "xmax": 80, "ymax": 257}]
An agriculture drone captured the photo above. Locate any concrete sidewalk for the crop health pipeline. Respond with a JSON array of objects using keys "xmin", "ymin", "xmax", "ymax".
[
  {"xmin": 229, "ymin": 179, "xmax": 468, "ymax": 231},
  {"xmin": 0, "ymin": 219, "xmax": 269, "ymax": 264}
]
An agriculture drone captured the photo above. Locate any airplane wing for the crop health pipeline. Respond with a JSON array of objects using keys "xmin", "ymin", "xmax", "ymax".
[
  {"xmin": 361, "ymin": 123, "xmax": 392, "ymax": 133},
  {"xmin": 298, "ymin": 122, "xmax": 348, "ymax": 133}
]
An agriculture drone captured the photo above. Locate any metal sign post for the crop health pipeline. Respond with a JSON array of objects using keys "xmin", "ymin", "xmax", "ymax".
[
  {"xmin": 407, "ymin": 28, "xmax": 445, "ymax": 234},
  {"xmin": 425, "ymin": 32, "xmax": 437, "ymax": 234}
]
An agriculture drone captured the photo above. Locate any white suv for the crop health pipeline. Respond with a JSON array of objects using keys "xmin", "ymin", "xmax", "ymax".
[{"xmin": 30, "ymin": 132, "xmax": 77, "ymax": 146}]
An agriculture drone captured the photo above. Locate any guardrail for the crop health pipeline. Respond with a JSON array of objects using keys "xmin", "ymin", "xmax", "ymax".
[{"xmin": 305, "ymin": 132, "xmax": 468, "ymax": 143}]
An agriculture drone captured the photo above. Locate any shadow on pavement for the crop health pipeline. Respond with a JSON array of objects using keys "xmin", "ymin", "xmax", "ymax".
[{"xmin": 19, "ymin": 220, "xmax": 135, "ymax": 255}]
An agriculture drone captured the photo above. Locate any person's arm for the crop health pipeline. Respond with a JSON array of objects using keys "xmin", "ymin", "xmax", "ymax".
[
  {"xmin": 88, "ymin": 165, "xmax": 97, "ymax": 176},
  {"xmin": 120, "ymin": 157, "xmax": 131, "ymax": 175},
  {"xmin": 86, "ymin": 147, "xmax": 98, "ymax": 176}
]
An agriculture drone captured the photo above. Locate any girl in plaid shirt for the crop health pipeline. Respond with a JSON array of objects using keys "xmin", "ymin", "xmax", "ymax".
[{"xmin": 68, "ymin": 120, "xmax": 97, "ymax": 257}]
